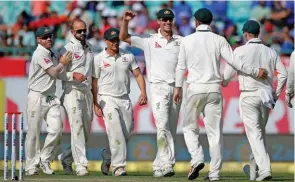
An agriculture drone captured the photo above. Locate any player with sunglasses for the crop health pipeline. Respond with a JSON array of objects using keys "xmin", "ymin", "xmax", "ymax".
[
  {"xmin": 58, "ymin": 19, "xmax": 94, "ymax": 176},
  {"xmin": 25, "ymin": 26, "xmax": 72, "ymax": 175},
  {"xmin": 119, "ymin": 9, "xmax": 182, "ymax": 177}
]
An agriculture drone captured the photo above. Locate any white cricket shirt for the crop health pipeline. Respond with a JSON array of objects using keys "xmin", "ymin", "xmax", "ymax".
[
  {"xmin": 175, "ymin": 25, "xmax": 260, "ymax": 94},
  {"xmin": 223, "ymin": 38, "xmax": 287, "ymax": 98},
  {"xmin": 28, "ymin": 44, "xmax": 57, "ymax": 95},
  {"xmin": 61, "ymin": 36, "xmax": 94, "ymax": 91},
  {"xmin": 131, "ymin": 29, "xmax": 182, "ymax": 84},
  {"xmin": 286, "ymin": 51, "xmax": 294, "ymax": 95},
  {"xmin": 92, "ymin": 48, "xmax": 138, "ymax": 97}
]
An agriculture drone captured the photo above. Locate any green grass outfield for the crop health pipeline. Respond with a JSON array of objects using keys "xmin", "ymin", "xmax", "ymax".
[{"xmin": 0, "ymin": 171, "xmax": 294, "ymax": 182}]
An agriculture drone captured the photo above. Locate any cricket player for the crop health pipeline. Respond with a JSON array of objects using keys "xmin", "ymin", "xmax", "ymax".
[
  {"xmin": 286, "ymin": 51, "xmax": 294, "ymax": 108},
  {"xmin": 119, "ymin": 9, "xmax": 183, "ymax": 177},
  {"xmin": 25, "ymin": 27, "xmax": 72, "ymax": 175},
  {"xmin": 92, "ymin": 28, "xmax": 147, "ymax": 176},
  {"xmin": 223, "ymin": 20, "xmax": 287, "ymax": 181},
  {"xmin": 173, "ymin": 9, "xmax": 268, "ymax": 181},
  {"xmin": 58, "ymin": 19, "xmax": 94, "ymax": 176}
]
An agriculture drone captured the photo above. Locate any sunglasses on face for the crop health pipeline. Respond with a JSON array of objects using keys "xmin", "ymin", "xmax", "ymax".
[
  {"xmin": 75, "ymin": 29, "xmax": 87, "ymax": 34},
  {"xmin": 161, "ymin": 18, "xmax": 173, "ymax": 22},
  {"xmin": 39, "ymin": 34, "xmax": 53, "ymax": 40}
]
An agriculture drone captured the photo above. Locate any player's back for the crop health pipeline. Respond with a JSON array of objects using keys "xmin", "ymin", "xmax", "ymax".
[
  {"xmin": 183, "ymin": 25, "xmax": 230, "ymax": 85},
  {"xmin": 235, "ymin": 38, "xmax": 278, "ymax": 91}
]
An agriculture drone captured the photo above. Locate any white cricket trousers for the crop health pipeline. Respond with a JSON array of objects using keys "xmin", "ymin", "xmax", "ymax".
[
  {"xmin": 183, "ymin": 92, "xmax": 223, "ymax": 178},
  {"xmin": 25, "ymin": 91, "xmax": 63, "ymax": 171},
  {"xmin": 99, "ymin": 95, "xmax": 133, "ymax": 172},
  {"xmin": 59, "ymin": 88, "xmax": 93, "ymax": 170},
  {"xmin": 150, "ymin": 82, "xmax": 181, "ymax": 170},
  {"xmin": 239, "ymin": 92, "xmax": 271, "ymax": 176}
]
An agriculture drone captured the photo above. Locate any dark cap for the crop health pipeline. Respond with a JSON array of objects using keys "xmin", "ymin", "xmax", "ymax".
[
  {"xmin": 157, "ymin": 8, "xmax": 175, "ymax": 19},
  {"xmin": 104, "ymin": 28, "xmax": 120, "ymax": 40},
  {"xmin": 35, "ymin": 26, "xmax": 53, "ymax": 37},
  {"xmin": 194, "ymin": 8, "xmax": 213, "ymax": 24},
  {"xmin": 242, "ymin": 20, "xmax": 260, "ymax": 34}
]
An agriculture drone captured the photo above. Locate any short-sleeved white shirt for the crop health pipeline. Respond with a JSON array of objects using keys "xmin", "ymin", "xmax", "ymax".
[
  {"xmin": 131, "ymin": 29, "xmax": 182, "ymax": 84},
  {"xmin": 92, "ymin": 48, "xmax": 138, "ymax": 97},
  {"xmin": 61, "ymin": 36, "xmax": 94, "ymax": 91},
  {"xmin": 28, "ymin": 44, "xmax": 57, "ymax": 95}
]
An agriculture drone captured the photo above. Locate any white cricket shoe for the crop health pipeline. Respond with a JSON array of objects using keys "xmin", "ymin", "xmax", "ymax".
[
  {"xmin": 243, "ymin": 164, "xmax": 257, "ymax": 180},
  {"xmin": 25, "ymin": 168, "xmax": 39, "ymax": 176},
  {"xmin": 162, "ymin": 166, "xmax": 175, "ymax": 177},
  {"xmin": 76, "ymin": 167, "xmax": 89, "ymax": 176},
  {"xmin": 114, "ymin": 168, "xmax": 127, "ymax": 176},
  {"xmin": 188, "ymin": 162, "xmax": 205, "ymax": 180},
  {"xmin": 204, "ymin": 174, "xmax": 219, "ymax": 181},
  {"xmin": 256, "ymin": 172, "xmax": 272, "ymax": 181},
  {"xmin": 153, "ymin": 169, "xmax": 163, "ymax": 177},
  {"xmin": 58, "ymin": 154, "xmax": 73, "ymax": 175},
  {"xmin": 101, "ymin": 149, "xmax": 111, "ymax": 175},
  {"xmin": 40, "ymin": 161, "xmax": 55, "ymax": 175}
]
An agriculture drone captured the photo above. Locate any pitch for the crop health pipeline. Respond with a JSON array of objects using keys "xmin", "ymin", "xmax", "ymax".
[{"xmin": 0, "ymin": 171, "xmax": 293, "ymax": 182}]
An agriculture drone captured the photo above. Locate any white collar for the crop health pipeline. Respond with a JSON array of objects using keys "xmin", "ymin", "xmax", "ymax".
[
  {"xmin": 70, "ymin": 36, "xmax": 90, "ymax": 48},
  {"xmin": 157, "ymin": 28, "xmax": 177, "ymax": 39},
  {"xmin": 196, "ymin": 24, "xmax": 211, "ymax": 32},
  {"xmin": 246, "ymin": 38, "xmax": 262, "ymax": 45},
  {"xmin": 37, "ymin": 44, "xmax": 51, "ymax": 55}
]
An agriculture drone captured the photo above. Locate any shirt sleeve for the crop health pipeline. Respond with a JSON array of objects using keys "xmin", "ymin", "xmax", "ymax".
[
  {"xmin": 92, "ymin": 55, "xmax": 101, "ymax": 79},
  {"xmin": 37, "ymin": 54, "xmax": 54, "ymax": 70},
  {"xmin": 222, "ymin": 63, "xmax": 237, "ymax": 86},
  {"xmin": 130, "ymin": 34, "xmax": 151, "ymax": 50},
  {"xmin": 129, "ymin": 54, "xmax": 139, "ymax": 71},
  {"xmin": 220, "ymin": 38, "xmax": 259, "ymax": 77},
  {"xmin": 175, "ymin": 39, "xmax": 187, "ymax": 87},
  {"xmin": 274, "ymin": 53, "xmax": 288, "ymax": 97},
  {"xmin": 286, "ymin": 51, "xmax": 294, "ymax": 94}
]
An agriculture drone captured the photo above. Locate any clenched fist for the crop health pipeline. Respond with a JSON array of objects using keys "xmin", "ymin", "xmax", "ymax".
[
  {"xmin": 257, "ymin": 68, "xmax": 268, "ymax": 80},
  {"xmin": 60, "ymin": 51, "xmax": 72, "ymax": 65},
  {"xmin": 123, "ymin": 10, "xmax": 136, "ymax": 22}
]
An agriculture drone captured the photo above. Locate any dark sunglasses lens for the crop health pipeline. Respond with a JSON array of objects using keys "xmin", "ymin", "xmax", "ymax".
[
  {"xmin": 76, "ymin": 29, "xmax": 87, "ymax": 34},
  {"xmin": 42, "ymin": 35, "xmax": 53, "ymax": 39},
  {"xmin": 162, "ymin": 18, "xmax": 173, "ymax": 22}
]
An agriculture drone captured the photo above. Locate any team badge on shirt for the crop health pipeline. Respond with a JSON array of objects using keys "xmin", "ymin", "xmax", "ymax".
[
  {"xmin": 155, "ymin": 42, "xmax": 161, "ymax": 48},
  {"xmin": 122, "ymin": 57, "xmax": 128, "ymax": 62},
  {"xmin": 103, "ymin": 61, "xmax": 111, "ymax": 68},
  {"xmin": 74, "ymin": 53, "xmax": 81, "ymax": 59},
  {"xmin": 44, "ymin": 58, "xmax": 51, "ymax": 64},
  {"xmin": 174, "ymin": 40, "xmax": 180, "ymax": 46}
]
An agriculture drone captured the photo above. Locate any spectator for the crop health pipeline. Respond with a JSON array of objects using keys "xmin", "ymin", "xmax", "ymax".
[
  {"xmin": 88, "ymin": 29, "xmax": 105, "ymax": 54},
  {"xmin": 130, "ymin": 3, "xmax": 148, "ymax": 30},
  {"xmin": 18, "ymin": 24, "xmax": 36, "ymax": 48},
  {"xmin": 173, "ymin": 1, "xmax": 192, "ymax": 26},
  {"xmin": 271, "ymin": 1, "xmax": 291, "ymax": 30},
  {"xmin": 250, "ymin": 0, "xmax": 271, "ymax": 23},
  {"xmin": 178, "ymin": 12, "xmax": 194, "ymax": 36},
  {"xmin": 31, "ymin": 1, "xmax": 51, "ymax": 18},
  {"xmin": 100, "ymin": 9, "xmax": 111, "ymax": 36}
]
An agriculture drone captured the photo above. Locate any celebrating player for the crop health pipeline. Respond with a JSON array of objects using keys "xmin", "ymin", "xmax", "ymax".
[
  {"xmin": 25, "ymin": 27, "xmax": 72, "ymax": 175},
  {"xmin": 58, "ymin": 19, "xmax": 94, "ymax": 176},
  {"xmin": 92, "ymin": 28, "xmax": 147, "ymax": 176},
  {"xmin": 173, "ymin": 9, "xmax": 268, "ymax": 181},
  {"xmin": 223, "ymin": 20, "xmax": 287, "ymax": 181},
  {"xmin": 119, "ymin": 9, "xmax": 183, "ymax": 177}
]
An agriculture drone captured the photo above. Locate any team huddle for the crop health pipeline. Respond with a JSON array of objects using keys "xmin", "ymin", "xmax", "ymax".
[{"xmin": 25, "ymin": 7, "xmax": 294, "ymax": 181}]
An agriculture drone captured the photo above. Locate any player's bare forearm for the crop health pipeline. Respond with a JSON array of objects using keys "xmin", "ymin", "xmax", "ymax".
[
  {"xmin": 119, "ymin": 20, "xmax": 131, "ymax": 44},
  {"xmin": 91, "ymin": 77, "xmax": 99, "ymax": 106},
  {"xmin": 132, "ymin": 68, "xmax": 147, "ymax": 105}
]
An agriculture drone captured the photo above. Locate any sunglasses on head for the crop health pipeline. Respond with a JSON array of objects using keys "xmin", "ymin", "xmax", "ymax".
[
  {"xmin": 161, "ymin": 18, "xmax": 173, "ymax": 22},
  {"xmin": 75, "ymin": 29, "xmax": 87, "ymax": 34},
  {"xmin": 39, "ymin": 34, "xmax": 53, "ymax": 40}
]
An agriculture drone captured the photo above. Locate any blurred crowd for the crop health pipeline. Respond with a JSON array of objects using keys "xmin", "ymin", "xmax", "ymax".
[{"xmin": 0, "ymin": 0, "xmax": 293, "ymax": 59}]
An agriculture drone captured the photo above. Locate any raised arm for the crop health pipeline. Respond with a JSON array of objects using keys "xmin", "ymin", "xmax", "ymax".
[{"xmin": 119, "ymin": 10, "xmax": 136, "ymax": 45}]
